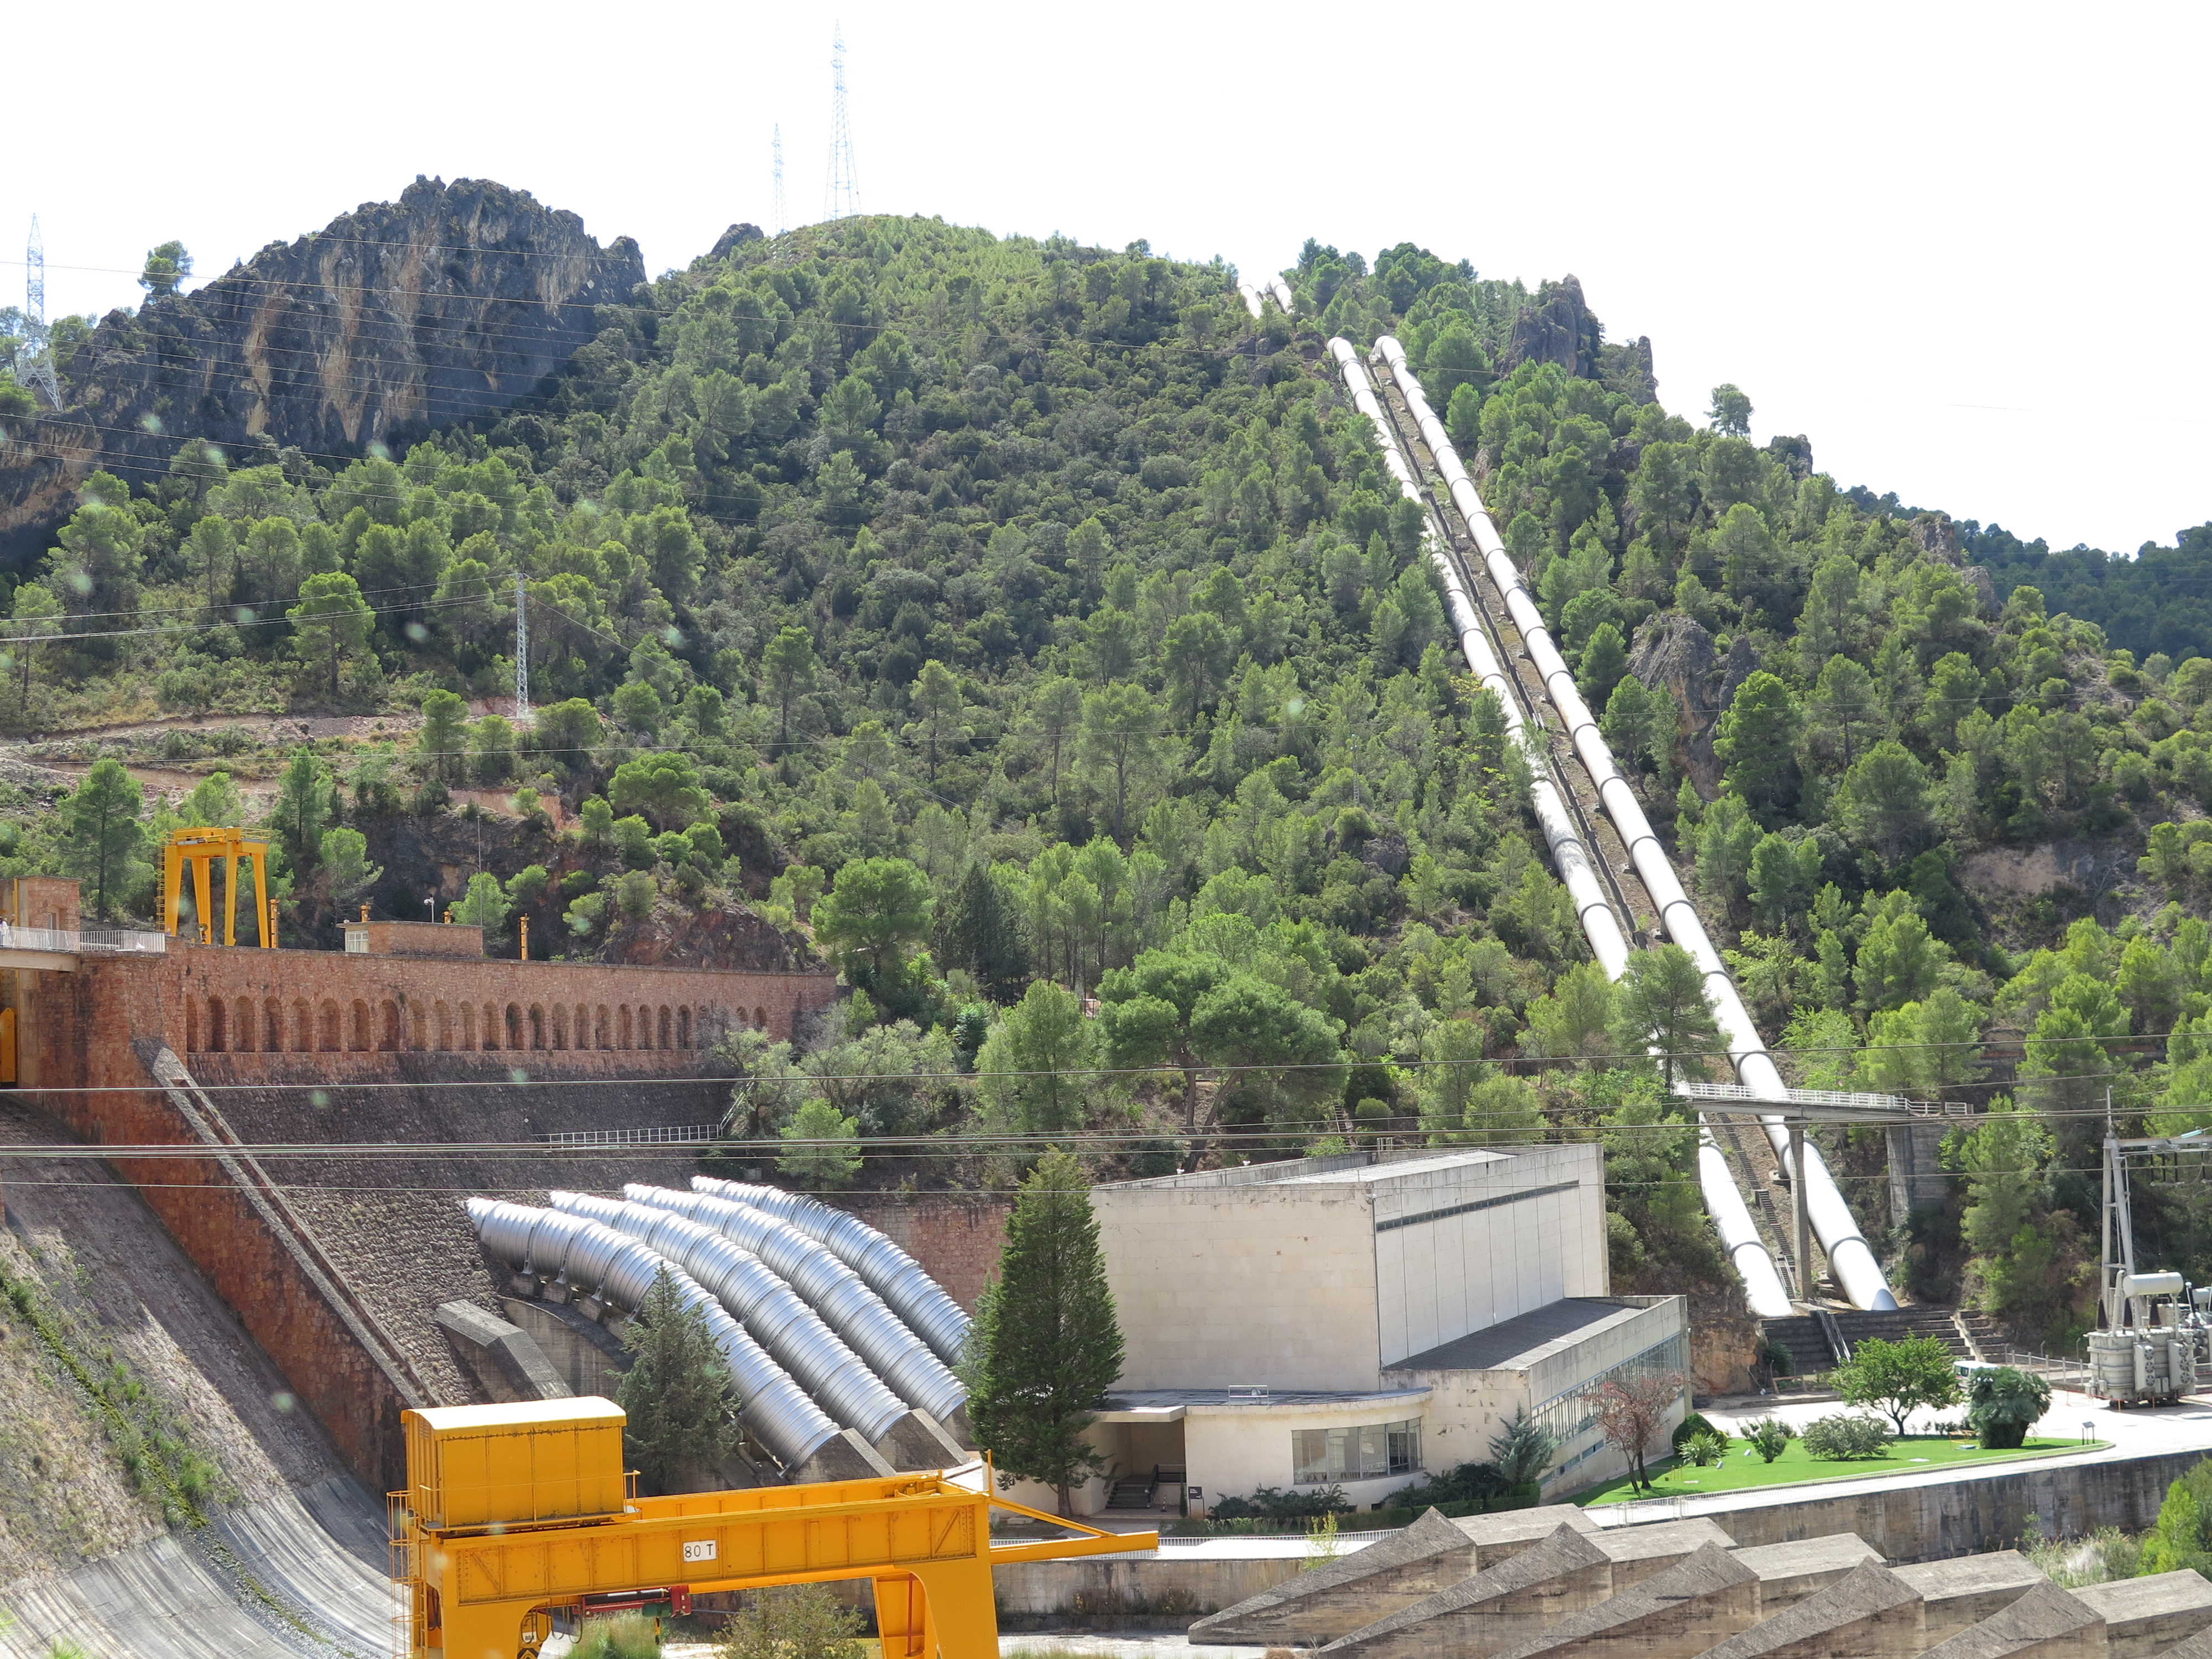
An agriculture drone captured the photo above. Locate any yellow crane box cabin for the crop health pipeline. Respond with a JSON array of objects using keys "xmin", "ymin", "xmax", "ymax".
[{"xmin": 404, "ymin": 1397, "xmax": 630, "ymax": 1530}]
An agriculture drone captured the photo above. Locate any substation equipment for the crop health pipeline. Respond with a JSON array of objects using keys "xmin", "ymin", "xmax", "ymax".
[
  {"xmin": 159, "ymin": 826, "xmax": 275, "ymax": 947},
  {"xmin": 2092, "ymin": 1129, "xmax": 2212, "ymax": 1406},
  {"xmin": 392, "ymin": 1397, "xmax": 1152, "ymax": 1659}
]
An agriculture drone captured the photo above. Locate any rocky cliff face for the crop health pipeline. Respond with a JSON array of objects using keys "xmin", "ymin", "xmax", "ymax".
[{"xmin": 0, "ymin": 176, "xmax": 644, "ymax": 563}]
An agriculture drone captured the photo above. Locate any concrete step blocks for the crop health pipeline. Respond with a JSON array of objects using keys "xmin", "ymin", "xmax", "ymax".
[
  {"xmin": 1453, "ymin": 1505, "xmax": 1605, "ymax": 1568},
  {"xmin": 1696, "ymin": 1559, "xmax": 1926, "ymax": 1659},
  {"xmin": 1916, "ymin": 1579, "xmax": 2104, "ymax": 1659},
  {"xmin": 1594, "ymin": 1518, "xmax": 1741, "ymax": 1588},
  {"xmin": 1729, "ymin": 1536, "xmax": 1889, "ymax": 1613},
  {"xmin": 1315, "ymin": 1522, "xmax": 1618, "ymax": 1659},
  {"xmin": 1896, "ymin": 1553, "xmax": 2050, "ymax": 1646},
  {"xmin": 2076, "ymin": 1572, "xmax": 2212, "ymax": 1659},
  {"xmin": 1483, "ymin": 1541, "xmax": 1765, "ymax": 1659},
  {"xmin": 2147, "ymin": 1609, "xmax": 2212, "ymax": 1659},
  {"xmin": 1188, "ymin": 1507, "xmax": 1484, "ymax": 1645}
]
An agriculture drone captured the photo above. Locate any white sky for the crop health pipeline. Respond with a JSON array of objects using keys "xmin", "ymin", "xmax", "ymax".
[{"xmin": 7, "ymin": 1, "xmax": 2206, "ymax": 557}]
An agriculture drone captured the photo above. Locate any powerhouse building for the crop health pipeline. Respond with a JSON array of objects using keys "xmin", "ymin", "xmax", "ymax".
[{"xmin": 1080, "ymin": 1145, "xmax": 1687, "ymax": 1515}]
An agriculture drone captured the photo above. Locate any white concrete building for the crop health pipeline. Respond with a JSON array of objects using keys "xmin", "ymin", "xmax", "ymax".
[{"xmin": 1077, "ymin": 1146, "xmax": 1688, "ymax": 1515}]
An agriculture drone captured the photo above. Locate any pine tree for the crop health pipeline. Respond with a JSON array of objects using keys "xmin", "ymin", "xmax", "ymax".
[
  {"xmin": 617, "ymin": 1267, "xmax": 739, "ymax": 1494},
  {"xmin": 966, "ymin": 1151, "xmax": 1124, "ymax": 1515},
  {"xmin": 60, "ymin": 758, "xmax": 144, "ymax": 922},
  {"xmin": 944, "ymin": 861, "xmax": 1029, "ymax": 1001}
]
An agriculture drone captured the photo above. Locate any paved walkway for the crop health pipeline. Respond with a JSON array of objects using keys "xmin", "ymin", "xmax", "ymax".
[{"xmin": 1585, "ymin": 1387, "xmax": 2212, "ymax": 1527}]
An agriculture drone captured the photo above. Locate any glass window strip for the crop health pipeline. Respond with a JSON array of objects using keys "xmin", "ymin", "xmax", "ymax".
[{"xmin": 1292, "ymin": 1417, "xmax": 1423, "ymax": 1484}]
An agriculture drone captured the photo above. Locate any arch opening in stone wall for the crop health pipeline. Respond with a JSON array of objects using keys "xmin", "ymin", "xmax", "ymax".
[
  {"xmin": 460, "ymin": 1003, "xmax": 475, "ymax": 1050},
  {"xmin": 550, "ymin": 1005, "xmax": 566, "ymax": 1051},
  {"xmin": 350, "ymin": 1000, "xmax": 371, "ymax": 1052},
  {"xmin": 185, "ymin": 997, "xmax": 199, "ymax": 1053},
  {"xmin": 676, "ymin": 1006, "xmax": 691, "ymax": 1050},
  {"xmin": 231, "ymin": 997, "xmax": 254, "ymax": 1053},
  {"xmin": 755, "ymin": 1005, "xmax": 767, "ymax": 1030},
  {"xmin": 379, "ymin": 1000, "xmax": 400, "ymax": 1052},
  {"xmin": 594, "ymin": 1004, "xmax": 610, "ymax": 1049},
  {"xmin": 483, "ymin": 1003, "xmax": 499, "ymax": 1050},
  {"xmin": 528, "ymin": 1004, "xmax": 545, "ymax": 1051},
  {"xmin": 505, "ymin": 1004, "xmax": 523, "ymax": 1049},
  {"xmin": 408, "ymin": 1003, "xmax": 427, "ymax": 1051},
  {"xmin": 618, "ymin": 1006, "xmax": 633, "ymax": 1049},
  {"xmin": 435, "ymin": 1002, "xmax": 451, "ymax": 1051},
  {"xmin": 293, "ymin": 999, "xmax": 312, "ymax": 1051},
  {"xmin": 208, "ymin": 996, "xmax": 227, "ymax": 1053},
  {"xmin": 320, "ymin": 1000, "xmax": 342, "ymax": 1052},
  {"xmin": 264, "ymin": 999, "xmax": 283, "ymax": 1052}
]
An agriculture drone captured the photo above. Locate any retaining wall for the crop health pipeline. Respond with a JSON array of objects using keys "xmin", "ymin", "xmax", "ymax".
[
  {"xmin": 1646, "ymin": 1446, "xmax": 2209, "ymax": 1562},
  {"xmin": 989, "ymin": 1450, "xmax": 2212, "ymax": 1620}
]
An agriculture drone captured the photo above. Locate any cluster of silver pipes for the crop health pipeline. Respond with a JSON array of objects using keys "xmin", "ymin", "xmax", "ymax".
[
  {"xmin": 1327, "ymin": 326, "xmax": 1899, "ymax": 1316},
  {"xmin": 468, "ymin": 1177, "xmax": 973, "ymax": 1480}
]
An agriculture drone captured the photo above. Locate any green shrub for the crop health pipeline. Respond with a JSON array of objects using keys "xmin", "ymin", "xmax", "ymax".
[
  {"xmin": 1967, "ymin": 1367, "xmax": 2053, "ymax": 1450},
  {"xmin": 1208, "ymin": 1484, "xmax": 1350, "ymax": 1522},
  {"xmin": 1672, "ymin": 1412, "xmax": 1729, "ymax": 1454},
  {"xmin": 570, "ymin": 1612, "xmax": 658, "ymax": 1659},
  {"xmin": 1383, "ymin": 1460, "xmax": 1512, "ymax": 1511},
  {"xmin": 1679, "ymin": 1430, "xmax": 1728, "ymax": 1468},
  {"xmin": 1801, "ymin": 1415, "xmax": 1891, "ymax": 1460},
  {"xmin": 1746, "ymin": 1418, "xmax": 1797, "ymax": 1463}
]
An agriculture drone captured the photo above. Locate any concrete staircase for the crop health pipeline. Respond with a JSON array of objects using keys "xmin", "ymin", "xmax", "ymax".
[
  {"xmin": 1760, "ymin": 1316, "xmax": 1837, "ymax": 1379},
  {"xmin": 1107, "ymin": 1477, "xmax": 1154, "ymax": 1511},
  {"xmin": 1759, "ymin": 1306, "xmax": 1975, "ymax": 1380},
  {"xmin": 1827, "ymin": 1307, "xmax": 1974, "ymax": 1361}
]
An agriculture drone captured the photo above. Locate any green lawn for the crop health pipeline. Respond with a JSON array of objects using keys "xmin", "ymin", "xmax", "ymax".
[{"xmin": 1577, "ymin": 1435, "xmax": 2103, "ymax": 1506}]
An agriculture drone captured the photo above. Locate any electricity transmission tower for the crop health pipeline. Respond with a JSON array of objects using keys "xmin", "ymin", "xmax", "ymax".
[
  {"xmin": 15, "ymin": 216, "xmax": 62, "ymax": 410},
  {"xmin": 513, "ymin": 572, "xmax": 531, "ymax": 726},
  {"xmin": 773, "ymin": 124, "xmax": 787, "ymax": 236},
  {"xmin": 824, "ymin": 25, "xmax": 862, "ymax": 222}
]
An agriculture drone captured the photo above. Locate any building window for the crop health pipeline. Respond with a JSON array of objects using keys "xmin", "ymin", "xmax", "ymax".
[
  {"xmin": 1292, "ymin": 1418, "xmax": 1422, "ymax": 1485},
  {"xmin": 1527, "ymin": 1332, "xmax": 1691, "ymax": 1463}
]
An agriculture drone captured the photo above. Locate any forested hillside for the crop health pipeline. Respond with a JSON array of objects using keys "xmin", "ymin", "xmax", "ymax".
[{"xmin": 2, "ymin": 202, "xmax": 2209, "ymax": 1362}]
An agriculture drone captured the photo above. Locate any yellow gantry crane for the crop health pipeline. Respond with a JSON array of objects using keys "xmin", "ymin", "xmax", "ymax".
[
  {"xmin": 393, "ymin": 1399, "xmax": 1154, "ymax": 1659},
  {"xmin": 160, "ymin": 827, "xmax": 275, "ymax": 946}
]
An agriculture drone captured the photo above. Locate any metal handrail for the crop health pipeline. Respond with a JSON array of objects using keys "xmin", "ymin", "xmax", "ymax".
[
  {"xmin": 538, "ymin": 1124, "xmax": 717, "ymax": 1147},
  {"xmin": 0, "ymin": 925, "xmax": 167, "ymax": 954}
]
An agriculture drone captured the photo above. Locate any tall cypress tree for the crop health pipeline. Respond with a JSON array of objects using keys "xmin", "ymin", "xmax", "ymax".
[
  {"xmin": 617, "ymin": 1267, "xmax": 740, "ymax": 1494},
  {"xmin": 966, "ymin": 1151, "xmax": 1124, "ymax": 1515}
]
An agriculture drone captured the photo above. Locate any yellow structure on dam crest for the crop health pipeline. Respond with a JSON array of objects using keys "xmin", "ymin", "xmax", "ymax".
[
  {"xmin": 160, "ymin": 826, "xmax": 274, "ymax": 946},
  {"xmin": 394, "ymin": 1397, "xmax": 1152, "ymax": 1659}
]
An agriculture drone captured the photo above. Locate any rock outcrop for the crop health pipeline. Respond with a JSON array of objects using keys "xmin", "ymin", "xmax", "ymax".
[
  {"xmin": 0, "ymin": 176, "xmax": 644, "ymax": 564},
  {"xmin": 1503, "ymin": 275, "xmax": 1606, "ymax": 378}
]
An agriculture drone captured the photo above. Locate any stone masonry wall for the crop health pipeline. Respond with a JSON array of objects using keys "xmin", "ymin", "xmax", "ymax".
[
  {"xmin": 24, "ymin": 958, "xmax": 416, "ymax": 1487},
  {"xmin": 20, "ymin": 941, "xmax": 830, "ymax": 1489},
  {"xmin": 154, "ymin": 940, "xmax": 836, "ymax": 1070}
]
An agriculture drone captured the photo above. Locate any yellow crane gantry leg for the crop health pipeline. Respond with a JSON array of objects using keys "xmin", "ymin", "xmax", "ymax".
[
  {"xmin": 160, "ymin": 827, "xmax": 274, "ymax": 946},
  {"xmin": 395, "ymin": 1399, "xmax": 1153, "ymax": 1659}
]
